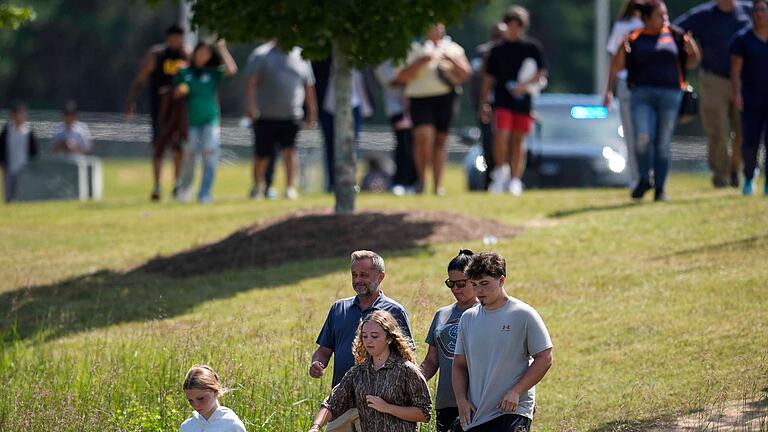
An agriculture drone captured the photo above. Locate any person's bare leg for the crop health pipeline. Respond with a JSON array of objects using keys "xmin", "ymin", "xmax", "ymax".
[
  {"xmin": 172, "ymin": 148, "xmax": 183, "ymax": 192},
  {"xmin": 493, "ymin": 130, "xmax": 510, "ymax": 170},
  {"xmin": 152, "ymin": 156, "xmax": 162, "ymax": 190},
  {"xmin": 510, "ymin": 132, "xmax": 527, "ymax": 179},
  {"xmin": 282, "ymin": 148, "xmax": 297, "ymax": 189},
  {"xmin": 413, "ymin": 125, "xmax": 435, "ymax": 192},
  {"xmin": 251, "ymin": 157, "xmax": 270, "ymax": 197},
  {"xmin": 433, "ymin": 131, "xmax": 448, "ymax": 193}
]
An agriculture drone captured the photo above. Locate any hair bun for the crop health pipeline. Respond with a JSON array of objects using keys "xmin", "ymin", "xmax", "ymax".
[{"xmin": 459, "ymin": 249, "xmax": 474, "ymax": 256}]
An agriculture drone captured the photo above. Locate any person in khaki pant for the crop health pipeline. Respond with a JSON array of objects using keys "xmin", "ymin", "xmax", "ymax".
[
  {"xmin": 700, "ymin": 70, "xmax": 743, "ymax": 187},
  {"xmin": 675, "ymin": 0, "xmax": 753, "ymax": 188}
]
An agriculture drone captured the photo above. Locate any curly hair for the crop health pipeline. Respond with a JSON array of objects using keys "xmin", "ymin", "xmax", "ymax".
[
  {"xmin": 465, "ymin": 251, "xmax": 506, "ymax": 280},
  {"xmin": 352, "ymin": 310, "xmax": 416, "ymax": 365}
]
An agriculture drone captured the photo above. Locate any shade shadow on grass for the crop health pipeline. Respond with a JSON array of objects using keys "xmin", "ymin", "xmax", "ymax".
[
  {"xmin": 653, "ymin": 234, "xmax": 768, "ymax": 260},
  {"xmin": 1, "ymin": 210, "xmax": 520, "ymax": 342},
  {"xmin": 548, "ymin": 202, "xmax": 639, "ymax": 219}
]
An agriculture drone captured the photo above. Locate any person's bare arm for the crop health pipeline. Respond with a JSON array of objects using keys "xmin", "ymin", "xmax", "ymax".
[
  {"xmin": 309, "ymin": 346, "xmax": 333, "ymax": 378},
  {"xmin": 452, "ymin": 353, "xmax": 476, "ymax": 428},
  {"xmin": 125, "ymin": 50, "xmax": 157, "ymax": 120},
  {"xmin": 217, "ymin": 40, "xmax": 238, "ymax": 76},
  {"xmin": 442, "ymin": 52, "xmax": 471, "ymax": 83},
  {"xmin": 419, "ymin": 345, "xmax": 439, "ymax": 381},
  {"xmin": 366, "ymin": 397, "xmax": 429, "ymax": 422},
  {"xmin": 395, "ymin": 55, "xmax": 432, "ymax": 83},
  {"xmin": 498, "ymin": 348, "xmax": 553, "ymax": 413},
  {"xmin": 246, "ymin": 75, "xmax": 261, "ymax": 120},
  {"xmin": 684, "ymin": 33, "xmax": 701, "ymax": 69},
  {"xmin": 304, "ymin": 84, "xmax": 318, "ymax": 128},
  {"xmin": 731, "ymin": 55, "xmax": 744, "ymax": 111},
  {"xmin": 603, "ymin": 47, "xmax": 627, "ymax": 108},
  {"xmin": 478, "ymin": 72, "xmax": 495, "ymax": 124},
  {"xmin": 307, "ymin": 406, "xmax": 332, "ymax": 432}
]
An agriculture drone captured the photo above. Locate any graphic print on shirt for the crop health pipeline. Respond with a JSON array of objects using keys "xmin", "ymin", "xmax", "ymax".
[
  {"xmin": 435, "ymin": 318, "xmax": 461, "ymax": 359},
  {"xmin": 163, "ymin": 58, "xmax": 185, "ymax": 76}
]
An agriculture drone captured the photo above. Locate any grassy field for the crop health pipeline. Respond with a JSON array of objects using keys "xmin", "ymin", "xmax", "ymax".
[{"xmin": 1, "ymin": 160, "xmax": 767, "ymax": 431}]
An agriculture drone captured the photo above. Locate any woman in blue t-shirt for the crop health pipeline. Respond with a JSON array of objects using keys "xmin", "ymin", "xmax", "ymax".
[
  {"xmin": 730, "ymin": 0, "xmax": 768, "ymax": 196},
  {"xmin": 604, "ymin": 0, "xmax": 700, "ymax": 201}
]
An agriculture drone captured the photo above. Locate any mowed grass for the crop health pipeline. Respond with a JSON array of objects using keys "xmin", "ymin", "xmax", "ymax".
[{"xmin": 1, "ymin": 159, "xmax": 767, "ymax": 431}]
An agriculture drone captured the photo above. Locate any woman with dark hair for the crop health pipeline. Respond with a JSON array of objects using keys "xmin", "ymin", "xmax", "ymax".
[
  {"xmin": 605, "ymin": 0, "xmax": 646, "ymax": 189},
  {"xmin": 308, "ymin": 310, "xmax": 431, "ymax": 432},
  {"xmin": 604, "ymin": 0, "xmax": 701, "ymax": 201},
  {"xmin": 730, "ymin": 0, "xmax": 768, "ymax": 196},
  {"xmin": 174, "ymin": 40, "xmax": 237, "ymax": 203},
  {"xmin": 419, "ymin": 249, "xmax": 478, "ymax": 432}
]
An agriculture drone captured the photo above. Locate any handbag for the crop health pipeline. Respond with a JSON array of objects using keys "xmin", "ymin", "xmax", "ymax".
[{"xmin": 678, "ymin": 84, "xmax": 698, "ymax": 125}]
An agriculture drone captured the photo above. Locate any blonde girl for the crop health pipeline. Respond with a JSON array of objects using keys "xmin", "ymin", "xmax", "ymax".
[
  {"xmin": 180, "ymin": 365, "xmax": 246, "ymax": 432},
  {"xmin": 308, "ymin": 310, "xmax": 431, "ymax": 432}
]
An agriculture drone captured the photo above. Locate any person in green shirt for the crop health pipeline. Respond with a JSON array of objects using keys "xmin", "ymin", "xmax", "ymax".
[{"xmin": 175, "ymin": 40, "xmax": 237, "ymax": 203}]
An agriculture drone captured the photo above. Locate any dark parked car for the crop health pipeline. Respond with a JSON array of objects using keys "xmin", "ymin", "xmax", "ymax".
[{"xmin": 464, "ymin": 93, "xmax": 630, "ymax": 190}]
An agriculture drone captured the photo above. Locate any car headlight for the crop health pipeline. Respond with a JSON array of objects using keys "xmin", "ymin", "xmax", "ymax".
[{"xmin": 602, "ymin": 146, "xmax": 626, "ymax": 173}]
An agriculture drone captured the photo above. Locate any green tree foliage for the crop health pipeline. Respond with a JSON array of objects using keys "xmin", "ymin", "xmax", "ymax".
[
  {"xmin": 0, "ymin": 4, "xmax": 36, "ymax": 30},
  {"xmin": 189, "ymin": 0, "xmax": 477, "ymax": 213}
]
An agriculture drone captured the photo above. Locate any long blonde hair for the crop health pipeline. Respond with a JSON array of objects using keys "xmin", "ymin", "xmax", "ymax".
[{"xmin": 352, "ymin": 310, "xmax": 416, "ymax": 364}]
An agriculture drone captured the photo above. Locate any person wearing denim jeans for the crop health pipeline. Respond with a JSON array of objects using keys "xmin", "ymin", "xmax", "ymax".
[
  {"xmin": 174, "ymin": 40, "xmax": 237, "ymax": 203},
  {"xmin": 630, "ymin": 86, "xmax": 683, "ymax": 199},
  {"xmin": 604, "ymin": 0, "xmax": 700, "ymax": 201},
  {"xmin": 178, "ymin": 123, "xmax": 221, "ymax": 203}
]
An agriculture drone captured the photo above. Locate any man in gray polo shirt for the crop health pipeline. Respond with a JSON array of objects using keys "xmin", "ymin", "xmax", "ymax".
[
  {"xmin": 453, "ymin": 252, "xmax": 553, "ymax": 432},
  {"xmin": 309, "ymin": 250, "xmax": 413, "ymax": 431},
  {"xmin": 246, "ymin": 40, "xmax": 317, "ymax": 200}
]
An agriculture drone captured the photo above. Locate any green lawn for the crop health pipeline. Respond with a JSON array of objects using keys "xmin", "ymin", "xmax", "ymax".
[{"xmin": 1, "ymin": 160, "xmax": 766, "ymax": 431}]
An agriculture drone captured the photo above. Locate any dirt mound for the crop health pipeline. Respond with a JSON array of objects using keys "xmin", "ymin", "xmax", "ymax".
[{"xmin": 140, "ymin": 209, "xmax": 521, "ymax": 277}]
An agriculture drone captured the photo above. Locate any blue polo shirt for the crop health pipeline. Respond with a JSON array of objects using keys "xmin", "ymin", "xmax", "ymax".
[
  {"xmin": 316, "ymin": 291, "xmax": 412, "ymax": 387},
  {"xmin": 674, "ymin": 1, "xmax": 752, "ymax": 78},
  {"xmin": 730, "ymin": 29, "xmax": 768, "ymax": 110}
]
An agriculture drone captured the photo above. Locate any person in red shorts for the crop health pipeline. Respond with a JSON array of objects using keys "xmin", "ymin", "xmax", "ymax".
[{"xmin": 480, "ymin": 6, "xmax": 548, "ymax": 196}]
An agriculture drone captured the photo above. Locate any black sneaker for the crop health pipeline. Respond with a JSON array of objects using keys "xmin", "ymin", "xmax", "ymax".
[
  {"xmin": 150, "ymin": 189, "xmax": 161, "ymax": 201},
  {"xmin": 730, "ymin": 171, "xmax": 739, "ymax": 188},
  {"xmin": 631, "ymin": 179, "xmax": 653, "ymax": 200},
  {"xmin": 172, "ymin": 185, "xmax": 180, "ymax": 198},
  {"xmin": 654, "ymin": 188, "xmax": 667, "ymax": 202},
  {"xmin": 712, "ymin": 177, "xmax": 728, "ymax": 188}
]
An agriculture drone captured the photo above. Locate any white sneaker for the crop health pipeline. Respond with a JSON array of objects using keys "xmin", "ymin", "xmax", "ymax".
[
  {"xmin": 508, "ymin": 178, "xmax": 524, "ymax": 196},
  {"xmin": 285, "ymin": 186, "xmax": 299, "ymax": 200},
  {"xmin": 489, "ymin": 166, "xmax": 511, "ymax": 194}
]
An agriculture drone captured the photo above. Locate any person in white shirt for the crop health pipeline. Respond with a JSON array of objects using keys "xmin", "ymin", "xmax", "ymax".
[
  {"xmin": 180, "ymin": 365, "xmax": 247, "ymax": 432},
  {"xmin": 51, "ymin": 101, "xmax": 93, "ymax": 155},
  {"xmin": 397, "ymin": 23, "xmax": 471, "ymax": 196},
  {"xmin": 0, "ymin": 101, "xmax": 38, "ymax": 203}
]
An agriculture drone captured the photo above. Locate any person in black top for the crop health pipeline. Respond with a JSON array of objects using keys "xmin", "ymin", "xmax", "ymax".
[
  {"xmin": 480, "ymin": 6, "xmax": 548, "ymax": 196},
  {"xmin": 730, "ymin": 0, "xmax": 768, "ymax": 196},
  {"xmin": 126, "ymin": 24, "xmax": 190, "ymax": 201},
  {"xmin": 470, "ymin": 23, "xmax": 507, "ymax": 190},
  {"xmin": 604, "ymin": 0, "xmax": 700, "ymax": 201}
]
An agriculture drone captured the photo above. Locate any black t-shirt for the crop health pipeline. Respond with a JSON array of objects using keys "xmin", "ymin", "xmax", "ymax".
[
  {"xmin": 150, "ymin": 47, "xmax": 187, "ymax": 107},
  {"xmin": 485, "ymin": 38, "xmax": 545, "ymax": 114},
  {"xmin": 626, "ymin": 27, "xmax": 685, "ymax": 90},
  {"xmin": 730, "ymin": 29, "xmax": 768, "ymax": 109}
]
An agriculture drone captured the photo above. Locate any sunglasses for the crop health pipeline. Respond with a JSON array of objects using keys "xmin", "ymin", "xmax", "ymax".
[{"xmin": 444, "ymin": 278, "xmax": 469, "ymax": 289}]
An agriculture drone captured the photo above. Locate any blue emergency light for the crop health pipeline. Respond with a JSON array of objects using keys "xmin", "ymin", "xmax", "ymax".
[{"xmin": 570, "ymin": 106, "xmax": 609, "ymax": 120}]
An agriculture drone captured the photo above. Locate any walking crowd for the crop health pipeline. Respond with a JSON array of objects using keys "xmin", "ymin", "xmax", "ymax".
[
  {"xmin": 179, "ymin": 249, "xmax": 553, "ymax": 432},
  {"xmin": 4, "ymin": 1, "xmax": 768, "ymax": 204}
]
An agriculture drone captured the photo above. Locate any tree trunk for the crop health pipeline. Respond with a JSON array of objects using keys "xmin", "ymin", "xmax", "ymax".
[{"xmin": 332, "ymin": 41, "xmax": 356, "ymax": 214}]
